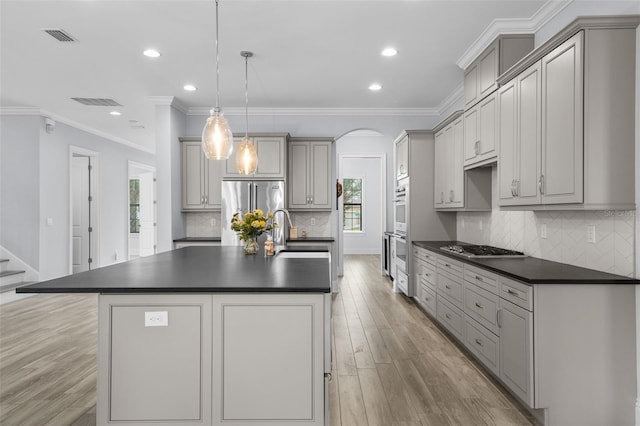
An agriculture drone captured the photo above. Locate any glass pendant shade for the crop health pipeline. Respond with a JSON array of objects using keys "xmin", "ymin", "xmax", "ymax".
[
  {"xmin": 236, "ymin": 137, "xmax": 258, "ymax": 175},
  {"xmin": 202, "ymin": 108, "xmax": 233, "ymax": 160}
]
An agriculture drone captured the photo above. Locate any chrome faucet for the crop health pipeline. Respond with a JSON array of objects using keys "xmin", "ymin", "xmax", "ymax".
[{"xmin": 273, "ymin": 208, "xmax": 293, "ymax": 229}]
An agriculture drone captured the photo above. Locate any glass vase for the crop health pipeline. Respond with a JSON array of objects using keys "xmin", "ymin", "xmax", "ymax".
[{"xmin": 243, "ymin": 237, "xmax": 259, "ymax": 255}]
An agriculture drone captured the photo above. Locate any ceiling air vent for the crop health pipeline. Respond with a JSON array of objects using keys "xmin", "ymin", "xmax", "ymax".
[
  {"xmin": 71, "ymin": 98, "xmax": 122, "ymax": 107},
  {"xmin": 43, "ymin": 28, "xmax": 77, "ymax": 42}
]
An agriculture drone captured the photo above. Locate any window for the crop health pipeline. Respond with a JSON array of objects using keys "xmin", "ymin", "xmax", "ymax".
[
  {"xmin": 129, "ymin": 179, "xmax": 140, "ymax": 233},
  {"xmin": 343, "ymin": 178, "xmax": 363, "ymax": 232}
]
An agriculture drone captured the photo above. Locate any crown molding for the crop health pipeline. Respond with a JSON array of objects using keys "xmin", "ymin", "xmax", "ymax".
[
  {"xmin": 456, "ymin": 0, "xmax": 573, "ymax": 70},
  {"xmin": 436, "ymin": 84, "xmax": 464, "ymax": 116},
  {"xmin": 148, "ymin": 96, "xmax": 188, "ymax": 114},
  {"xmin": 187, "ymin": 106, "xmax": 440, "ymax": 117},
  {"xmin": 0, "ymin": 107, "xmax": 42, "ymax": 115},
  {"xmin": 1, "ymin": 107, "xmax": 154, "ymax": 154}
]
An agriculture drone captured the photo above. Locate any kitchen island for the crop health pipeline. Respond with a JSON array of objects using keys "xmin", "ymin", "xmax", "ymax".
[{"xmin": 18, "ymin": 246, "xmax": 331, "ymax": 426}]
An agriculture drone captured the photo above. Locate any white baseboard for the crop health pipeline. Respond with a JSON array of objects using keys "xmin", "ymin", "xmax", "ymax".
[{"xmin": 0, "ymin": 245, "xmax": 39, "ymax": 282}]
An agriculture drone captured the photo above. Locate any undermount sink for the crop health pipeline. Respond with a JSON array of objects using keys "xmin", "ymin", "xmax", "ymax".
[{"xmin": 276, "ymin": 251, "xmax": 330, "ymax": 259}]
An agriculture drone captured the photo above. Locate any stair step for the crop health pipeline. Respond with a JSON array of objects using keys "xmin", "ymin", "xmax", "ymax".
[
  {"xmin": 0, "ymin": 270, "xmax": 26, "ymax": 287},
  {"xmin": 0, "ymin": 280, "xmax": 35, "ymax": 294}
]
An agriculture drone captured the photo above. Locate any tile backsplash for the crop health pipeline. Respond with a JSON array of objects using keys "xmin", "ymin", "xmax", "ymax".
[
  {"xmin": 457, "ymin": 169, "xmax": 637, "ymax": 277},
  {"xmin": 185, "ymin": 211, "xmax": 332, "ymax": 238}
]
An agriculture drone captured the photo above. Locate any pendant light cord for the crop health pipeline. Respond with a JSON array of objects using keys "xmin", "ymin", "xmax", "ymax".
[
  {"xmin": 244, "ymin": 53, "xmax": 249, "ymax": 138},
  {"xmin": 215, "ymin": 0, "xmax": 220, "ymax": 109}
]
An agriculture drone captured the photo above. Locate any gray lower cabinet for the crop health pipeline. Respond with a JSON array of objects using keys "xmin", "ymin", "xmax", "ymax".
[
  {"xmin": 98, "ymin": 293, "xmax": 326, "ymax": 426},
  {"xmin": 420, "ymin": 246, "xmax": 636, "ymax": 425},
  {"xmin": 498, "ymin": 297, "xmax": 533, "ymax": 406}
]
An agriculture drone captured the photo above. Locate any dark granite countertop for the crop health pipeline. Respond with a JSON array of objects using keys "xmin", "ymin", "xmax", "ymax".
[
  {"xmin": 413, "ymin": 240, "xmax": 639, "ymax": 285},
  {"xmin": 173, "ymin": 237, "xmax": 221, "ymax": 242},
  {"xmin": 286, "ymin": 237, "xmax": 335, "ymax": 243},
  {"xmin": 17, "ymin": 246, "xmax": 330, "ymax": 294}
]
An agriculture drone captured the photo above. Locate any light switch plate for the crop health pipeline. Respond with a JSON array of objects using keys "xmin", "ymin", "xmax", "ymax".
[{"xmin": 145, "ymin": 311, "xmax": 169, "ymax": 327}]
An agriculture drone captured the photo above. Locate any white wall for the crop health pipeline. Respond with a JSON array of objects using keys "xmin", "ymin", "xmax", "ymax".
[
  {"xmin": 0, "ymin": 115, "xmax": 40, "ymax": 268},
  {"xmin": 1, "ymin": 114, "xmax": 156, "ymax": 280}
]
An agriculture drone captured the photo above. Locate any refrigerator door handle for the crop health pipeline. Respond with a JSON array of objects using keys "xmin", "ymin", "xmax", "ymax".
[
  {"xmin": 254, "ymin": 183, "xmax": 258, "ymax": 211},
  {"xmin": 247, "ymin": 182, "xmax": 253, "ymax": 212}
]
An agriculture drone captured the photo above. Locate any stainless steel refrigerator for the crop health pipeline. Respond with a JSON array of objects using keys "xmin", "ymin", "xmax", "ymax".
[{"xmin": 221, "ymin": 180, "xmax": 286, "ymax": 246}]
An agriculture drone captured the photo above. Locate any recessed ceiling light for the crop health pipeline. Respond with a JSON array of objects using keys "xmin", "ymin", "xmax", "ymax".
[
  {"xmin": 183, "ymin": 84, "xmax": 197, "ymax": 92},
  {"xmin": 110, "ymin": 111, "xmax": 121, "ymax": 116},
  {"xmin": 143, "ymin": 49, "xmax": 161, "ymax": 58},
  {"xmin": 369, "ymin": 83, "xmax": 382, "ymax": 91},
  {"xmin": 381, "ymin": 47, "xmax": 398, "ymax": 57}
]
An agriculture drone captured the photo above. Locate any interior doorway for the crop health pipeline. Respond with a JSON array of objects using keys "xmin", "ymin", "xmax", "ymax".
[
  {"xmin": 128, "ymin": 161, "xmax": 157, "ymax": 259},
  {"xmin": 69, "ymin": 146, "xmax": 99, "ymax": 274}
]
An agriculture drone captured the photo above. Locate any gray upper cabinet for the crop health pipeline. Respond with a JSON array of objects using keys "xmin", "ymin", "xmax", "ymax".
[
  {"xmin": 463, "ymin": 91, "xmax": 497, "ymax": 168},
  {"xmin": 395, "ymin": 135, "xmax": 409, "ymax": 181},
  {"xmin": 497, "ymin": 16, "xmax": 638, "ymax": 210},
  {"xmin": 223, "ymin": 134, "xmax": 288, "ymax": 179},
  {"xmin": 464, "ymin": 35, "xmax": 534, "ymax": 109},
  {"xmin": 288, "ymin": 138, "xmax": 332, "ymax": 210},
  {"xmin": 498, "ymin": 62, "xmax": 542, "ymax": 206},
  {"xmin": 181, "ymin": 138, "xmax": 223, "ymax": 211},
  {"xmin": 434, "ymin": 114, "xmax": 464, "ymax": 209}
]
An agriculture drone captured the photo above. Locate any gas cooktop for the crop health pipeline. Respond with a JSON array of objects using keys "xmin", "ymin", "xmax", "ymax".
[{"xmin": 439, "ymin": 244, "xmax": 526, "ymax": 258}]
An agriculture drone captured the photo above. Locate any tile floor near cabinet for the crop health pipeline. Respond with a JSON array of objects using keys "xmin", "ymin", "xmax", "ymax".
[{"xmin": 0, "ymin": 255, "xmax": 536, "ymax": 426}]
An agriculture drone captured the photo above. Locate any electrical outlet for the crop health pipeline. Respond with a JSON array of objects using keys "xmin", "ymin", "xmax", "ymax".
[
  {"xmin": 310, "ymin": 217, "xmax": 316, "ymax": 226},
  {"xmin": 145, "ymin": 311, "xmax": 169, "ymax": 327},
  {"xmin": 114, "ymin": 250, "xmax": 119, "ymax": 261},
  {"xmin": 587, "ymin": 225, "xmax": 596, "ymax": 244},
  {"xmin": 540, "ymin": 224, "xmax": 547, "ymax": 239},
  {"xmin": 479, "ymin": 221, "xmax": 483, "ymax": 231},
  {"xmin": 211, "ymin": 218, "xmax": 217, "ymax": 227}
]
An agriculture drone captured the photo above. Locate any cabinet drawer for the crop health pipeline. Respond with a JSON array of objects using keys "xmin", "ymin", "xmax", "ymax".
[
  {"xmin": 499, "ymin": 278, "xmax": 532, "ymax": 311},
  {"xmin": 419, "ymin": 285, "xmax": 437, "ymax": 317},
  {"xmin": 437, "ymin": 257, "xmax": 463, "ymax": 278},
  {"xmin": 413, "ymin": 247, "xmax": 438, "ymax": 266},
  {"xmin": 395, "ymin": 270, "xmax": 409, "ymax": 295},
  {"xmin": 437, "ymin": 270, "xmax": 464, "ymax": 308},
  {"xmin": 436, "ymin": 294, "xmax": 464, "ymax": 341},
  {"xmin": 464, "ymin": 282, "xmax": 500, "ymax": 335},
  {"xmin": 414, "ymin": 259, "xmax": 436, "ymax": 291},
  {"xmin": 464, "ymin": 316, "xmax": 499, "ymax": 376},
  {"xmin": 464, "ymin": 264, "xmax": 499, "ymax": 295}
]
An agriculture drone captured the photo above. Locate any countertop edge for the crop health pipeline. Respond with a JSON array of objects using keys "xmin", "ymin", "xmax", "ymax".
[{"xmin": 412, "ymin": 240, "xmax": 640, "ymax": 285}]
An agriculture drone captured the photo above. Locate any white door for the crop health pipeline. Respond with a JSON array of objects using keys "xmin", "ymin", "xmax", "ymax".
[
  {"xmin": 138, "ymin": 171, "xmax": 156, "ymax": 257},
  {"xmin": 72, "ymin": 155, "xmax": 91, "ymax": 273}
]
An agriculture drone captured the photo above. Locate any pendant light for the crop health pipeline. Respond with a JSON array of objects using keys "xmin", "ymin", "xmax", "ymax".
[
  {"xmin": 235, "ymin": 50, "xmax": 258, "ymax": 175},
  {"xmin": 202, "ymin": 0, "xmax": 233, "ymax": 160}
]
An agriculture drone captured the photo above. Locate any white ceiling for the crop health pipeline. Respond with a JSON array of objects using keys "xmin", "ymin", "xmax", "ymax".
[{"xmin": 1, "ymin": 0, "xmax": 555, "ymax": 152}]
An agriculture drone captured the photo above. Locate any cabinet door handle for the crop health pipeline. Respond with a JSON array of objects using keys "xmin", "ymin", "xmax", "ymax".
[
  {"xmin": 497, "ymin": 309, "xmax": 503, "ymax": 328},
  {"xmin": 475, "ymin": 302, "xmax": 483, "ymax": 309},
  {"xmin": 515, "ymin": 179, "xmax": 520, "ymax": 197},
  {"xmin": 440, "ymin": 191, "xmax": 444, "ymax": 204},
  {"xmin": 538, "ymin": 174, "xmax": 544, "ymax": 195},
  {"xmin": 200, "ymin": 195, "xmax": 204, "ymax": 205},
  {"xmin": 445, "ymin": 313, "xmax": 452, "ymax": 320},
  {"xmin": 510, "ymin": 179, "xmax": 516, "ymax": 197},
  {"xmin": 445, "ymin": 285, "xmax": 451, "ymax": 290},
  {"xmin": 507, "ymin": 289, "xmax": 519, "ymax": 297},
  {"xmin": 475, "ymin": 275, "xmax": 483, "ymax": 282},
  {"xmin": 475, "ymin": 140, "xmax": 480, "ymax": 155},
  {"xmin": 204, "ymin": 195, "xmax": 208, "ymax": 205},
  {"xmin": 475, "ymin": 338, "xmax": 483, "ymax": 347},
  {"xmin": 449, "ymin": 190, "xmax": 454, "ymax": 202}
]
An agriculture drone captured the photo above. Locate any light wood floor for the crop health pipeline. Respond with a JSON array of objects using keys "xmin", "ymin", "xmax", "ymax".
[{"xmin": 0, "ymin": 255, "xmax": 536, "ymax": 425}]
